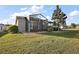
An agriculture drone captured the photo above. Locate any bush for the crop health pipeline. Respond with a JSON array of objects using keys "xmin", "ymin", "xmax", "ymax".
[
  {"xmin": 48, "ymin": 26, "xmax": 53, "ymax": 32},
  {"xmin": 53, "ymin": 27, "xmax": 58, "ymax": 31},
  {"xmin": 8, "ymin": 25, "xmax": 18, "ymax": 33},
  {"xmin": 52, "ymin": 27, "xmax": 61, "ymax": 31}
]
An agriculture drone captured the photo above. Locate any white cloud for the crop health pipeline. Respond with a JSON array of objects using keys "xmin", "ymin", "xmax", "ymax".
[
  {"xmin": 67, "ymin": 10, "xmax": 79, "ymax": 21},
  {"xmin": 20, "ymin": 7, "xmax": 27, "ymax": 11},
  {"xmin": 0, "ymin": 19, "xmax": 15, "ymax": 24},
  {"xmin": 69, "ymin": 10, "xmax": 79, "ymax": 17},
  {"xmin": 10, "ymin": 11, "xmax": 31, "ymax": 20},
  {"xmin": 30, "ymin": 5, "xmax": 44, "ymax": 13},
  {"xmin": 66, "ymin": 10, "xmax": 79, "ymax": 25},
  {"xmin": 10, "ymin": 5, "xmax": 44, "ymax": 20},
  {"xmin": 3, "ymin": 5, "xmax": 45, "ymax": 25}
]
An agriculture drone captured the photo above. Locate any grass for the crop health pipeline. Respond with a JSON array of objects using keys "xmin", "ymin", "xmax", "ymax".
[{"xmin": 0, "ymin": 29, "xmax": 79, "ymax": 54}]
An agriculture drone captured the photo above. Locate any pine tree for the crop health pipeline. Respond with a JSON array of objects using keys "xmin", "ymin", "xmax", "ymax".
[{"xmin": 52, "ymin": 5, "xmax": 67, "ymax": 31}]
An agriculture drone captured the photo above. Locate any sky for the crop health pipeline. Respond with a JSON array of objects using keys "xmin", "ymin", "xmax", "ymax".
[{"xmin": 0, "ymin": 5, "xmax": 79, "ymax": 25}]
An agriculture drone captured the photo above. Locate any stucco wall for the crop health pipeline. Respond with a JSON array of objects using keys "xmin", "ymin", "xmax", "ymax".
[
  {"xmin": 16, "ymin": 16, "xmax": 26, "ymax": 32},
  {"xmin": 16, "ymin": 15, "xmax": 48, "ymax": 32}
]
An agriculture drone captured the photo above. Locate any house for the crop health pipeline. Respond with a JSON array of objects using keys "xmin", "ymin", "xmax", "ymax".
[
  {"xmin": 0, "ymin": 24, "xmax": 6, "ymax": 33},
  {"xmin": 75, "ymin": 24, "xmax": 79, "ymax": 28},
  {"xmin": 15, "ymin": 14, "xmax": 48, "ymax": 32},
  {"xmin": 69, "ymin": 23, "xmax": 79, "ymax": 28}
]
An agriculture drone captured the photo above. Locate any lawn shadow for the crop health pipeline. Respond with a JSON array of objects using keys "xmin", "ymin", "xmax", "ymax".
[
  {"xmin": 0, "ymin": 32, "xmax": 8, "ymax": 37},
  {"xmin": 38, "ymin": 30, "xmax": 79, "ymax": 39}
]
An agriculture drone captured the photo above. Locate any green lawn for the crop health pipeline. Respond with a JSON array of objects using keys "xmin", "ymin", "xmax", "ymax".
[{"xmin": 0, "ymin": 29, "xmax": 79, "ymax": 54}]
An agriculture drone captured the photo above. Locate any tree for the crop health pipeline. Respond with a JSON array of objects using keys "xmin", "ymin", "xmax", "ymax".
[
  {"xmin": 52, "ymin": 5, "xmax": 67, "ymax": 31},
  {"xmin": 8, "ymin": 25, "xmax": 18, "ymax": 33},
  {"xmin": 71, "ymin": 23, "xmax": 76, "ymax": 28}
]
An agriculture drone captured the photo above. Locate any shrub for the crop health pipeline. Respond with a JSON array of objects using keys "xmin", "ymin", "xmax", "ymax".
[
  {"xmin": 8, "ymin": 25, "xmax": 18, "ymax": 33},
  {"xmin": 53, "ymin": 27, "xmax": 62, "ymax": 31},
  {"xmin": 48, "ymin": 26, "xmax": 52, "ymax": 32},
  {"xmin": 52, "ymin": 26, "xmax": 59, "ymax": 31}
]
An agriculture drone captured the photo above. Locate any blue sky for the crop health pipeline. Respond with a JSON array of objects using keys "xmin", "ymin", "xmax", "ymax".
[{"xmin": 0, "ymin": 5, "xmax": 79, "ymax": 25}]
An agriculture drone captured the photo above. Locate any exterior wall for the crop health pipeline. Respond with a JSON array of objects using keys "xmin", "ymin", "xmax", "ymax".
[
  {"xmin": 76, "ymin": 25, "xmax": 79, "ymax": 28},
  {"xmin": 16, "ymin": 15, "xmax": 48, "ymax": 32},
  {"xmin": 30, "ymin": 17, "xmax": 48, "ymax": 31},
  {"xmin": 16, "ymin": 16, "xmax": 27, "ymax": 32},
  {"xmin": 30, "ymin": 18, "xmax": 38, "ymax": 31},
  {"xmin": 0, "ymin": 24, "xmax": 6, "ymax": 33}
]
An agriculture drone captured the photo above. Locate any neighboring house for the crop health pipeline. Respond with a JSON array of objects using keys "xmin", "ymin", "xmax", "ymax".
[
  {"xmin": 76, "ymin": 25, "xmax": 79, "ymax": 28},
  {"xmin": 69, "ymin": 23, "xmax": 79, "ymax": 28},
  {"xmin": 75, "ymin": 24, "xmax": 79, "ymax": 28},
  {"xmin": 15, "ymin": 14, "xmax": 48, "ymax": 32},
  {"xmin": 0, "ymin": 24, "xmax": 6, "ymax": 33}
]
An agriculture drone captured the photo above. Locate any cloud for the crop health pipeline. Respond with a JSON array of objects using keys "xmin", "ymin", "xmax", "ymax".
[
  {"xmin": 0, "ymin": 19, "xmax": 15, "ymax": 24},
  {"xmin": 30, "ymin": 5, "xmax": 44, "ymax": 13},
  {"xmin": 67, "ymin": 10, "xmax": 79, "ymax": 21},
  {"xmin": 20, "ymin": 7, "xmax": 27, "ymax": 11},
  {"xmin": 66, "ymin": 10, "xmax": 79, "ymax": 25},
  {"xmin": 69, "ymin": 10, "xmax": 79, "ymax": 17},
  {"xmin": 10, "ymin": 5, "xmax": 44, "ymax": 20},
  {"xmin": 10, "ymin": 11, "xmax": 31, "ymax": 20},
  {"xmin": 2, "ymin": 5, "xmax": 45, "ymax": 25}
]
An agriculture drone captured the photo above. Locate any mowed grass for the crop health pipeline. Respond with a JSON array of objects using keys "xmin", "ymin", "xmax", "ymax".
[{"xmin": 0, "ymin": 29, "xmax": 79, "ymax": 54}]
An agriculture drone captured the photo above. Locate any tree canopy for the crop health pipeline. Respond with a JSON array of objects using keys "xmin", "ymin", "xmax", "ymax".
[{"xmin": 52, "ymin": 5, "xmax": 67, "ymax": 30}]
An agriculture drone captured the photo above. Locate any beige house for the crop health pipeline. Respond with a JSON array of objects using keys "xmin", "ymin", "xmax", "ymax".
[
  {"xmin": 75, "ymin": 24, "xmax": 79, "ymax": 28},
  {"xmin": 16, "ymin": 14, "xmax": 48, "ymax": 32}
]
